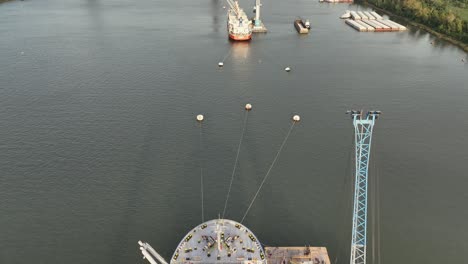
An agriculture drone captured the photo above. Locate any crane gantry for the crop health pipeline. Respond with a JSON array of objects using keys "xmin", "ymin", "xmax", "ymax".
[{"xmin": 347, "ymin": 110, "xmax": 381, "ymax": 264}]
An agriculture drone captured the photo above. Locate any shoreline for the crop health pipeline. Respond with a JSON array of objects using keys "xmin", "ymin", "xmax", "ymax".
[
  {"xmin": 360, "ymin": 1, "xmax": 468, "ymax": 53},
  {"xmin": 0, "ymin": 0, "xmax": 15, "ymax": 3}
]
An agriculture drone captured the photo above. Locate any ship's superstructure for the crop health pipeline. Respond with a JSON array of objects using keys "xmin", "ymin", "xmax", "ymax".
[{"xmin": 227, "ymin": 0, "xmax": 253, "ymax": 40}]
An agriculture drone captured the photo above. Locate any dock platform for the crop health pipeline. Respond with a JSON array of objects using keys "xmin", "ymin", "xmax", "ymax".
[
  {"xmin": 252, "ymin": 20, "xmax": 268, "ymax": 33},
  {"xmin": 265, "ymin": 246, "xmax": 331, "ymax": 264}
]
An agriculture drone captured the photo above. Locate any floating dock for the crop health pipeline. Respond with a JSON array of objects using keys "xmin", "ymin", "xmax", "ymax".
[
  {"xmin": 252, "ymin": 21, "xmax": 268, "ymax": 33},
  {"xmin": 265, "ymin": 247, "xmax": 331, "ymax": 264},
  {"xmin": 344, "ymin": 11, "xmax": 407, "ymax": 32},
  {"xmin": 251, "ymin": 0, "xmax": 267, "ymax": 33}
]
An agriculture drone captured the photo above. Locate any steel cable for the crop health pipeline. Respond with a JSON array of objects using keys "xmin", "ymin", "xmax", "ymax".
[
  {"xmin": 240, "ymin": 121, "xmax": 296, "ymax": 223},
  {"xmin": 222, "ymin": 110, "xmax": 249, "ymax": 219}
]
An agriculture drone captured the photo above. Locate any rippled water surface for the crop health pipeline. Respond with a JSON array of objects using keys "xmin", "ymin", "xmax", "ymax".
[{"xmin": 1, "ymin": 0, "xmax": 467, "ymax": 263}]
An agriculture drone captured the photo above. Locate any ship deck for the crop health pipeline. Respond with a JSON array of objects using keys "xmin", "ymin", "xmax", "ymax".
[
  {"xmin": 171, "ymin": 219, "xmax": 266, "ymax": 264},
  {"xmin": 265, "ymin": 246, "xmax": 331, "ymax": 264}
]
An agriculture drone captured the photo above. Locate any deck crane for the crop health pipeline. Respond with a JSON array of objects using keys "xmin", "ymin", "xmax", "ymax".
[
  {"xmin": 138, "ymin": 241, "xmax": 169, "ymax": 264},
  {"xmin": 346, "ymin": 110, "xmax": 381, "ymax": 264},
  {"xmin": 227, "ymin": 0, "xmax": 266, "ymax": 33},
  {"xmin": 226, "ymin": 0, "xmax": 240, "ymax": 17}
]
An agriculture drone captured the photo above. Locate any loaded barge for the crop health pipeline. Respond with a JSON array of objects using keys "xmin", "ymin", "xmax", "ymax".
[
  {"xmin": 294, "ymin": 19, "xmax": 310, "ymax": 34},
  {"xmin": 343, "ymin": 10, "xmax": 407, "ymax": 32}
]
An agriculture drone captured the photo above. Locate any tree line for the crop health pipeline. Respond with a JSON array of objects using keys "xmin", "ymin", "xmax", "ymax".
[{"xmin": 363, "ymin": 0, "xmax": 468, "ymax": 44}]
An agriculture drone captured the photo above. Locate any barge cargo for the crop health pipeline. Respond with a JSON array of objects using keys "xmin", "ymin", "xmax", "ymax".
[{"xmin": 344, "ymin": 11, "xmax": 407, "ymax": 32}]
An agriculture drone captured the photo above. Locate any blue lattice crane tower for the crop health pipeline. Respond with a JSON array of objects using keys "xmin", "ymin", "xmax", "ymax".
[{"xmin": 346, "ymin": 110, "xmax": 381, "ymax": 264}]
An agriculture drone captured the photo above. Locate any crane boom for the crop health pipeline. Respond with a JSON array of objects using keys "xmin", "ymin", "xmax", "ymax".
[
  {"xmin": 347, "ymin": 110, "xmax": 381, "ymax": 264},
  {"xmin": 138, "ymin": 240, "xmax": 169, "ymax": 264},
  {"xmin": 226, "ymin": 0, "xmax": 235, "ymax": 9},
  {"xmin": 226, "ymin": 0, "xmax": 240, "ymax": 16}
]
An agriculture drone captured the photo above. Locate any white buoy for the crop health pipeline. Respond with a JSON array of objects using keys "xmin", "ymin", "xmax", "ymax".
[
  {"xmin": 285, "ymin": 67, "xmax": 291, "ymax": 72},
  {"xmin": 292, "ymin": 115, "xmax": 300, "ymax": 122},
  {"xmin": 197, "ymin": 114, "xmax": 204, "ymax": 122},
  {"xmin": 245, "ymin": 103, "xmax": 252, "ymax": 110},
  {"xmin": 20, "ymin": 51, "xmax": 24, "ymax": 55},
  {"xmin": 218, "ymin": 62, "xmax": 224, "ymax": 67},
  {"xmin": 223, "ymin": 6, "xmax": 226, "ymax": 9}
]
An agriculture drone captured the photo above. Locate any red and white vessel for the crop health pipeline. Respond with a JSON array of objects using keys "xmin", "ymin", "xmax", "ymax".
[{"xmin": 227, "ymin": 0, "xmax": 252, "ymax": 41}]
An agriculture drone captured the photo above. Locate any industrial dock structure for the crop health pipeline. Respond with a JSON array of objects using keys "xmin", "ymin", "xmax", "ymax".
[
  {"xmin": 138, "ymin": 108, "xmax": 381, "ymax": 264},
  {"xmin": 252, "ymin": 0, "xmax": 267, "ymax": 33},
  {"xmin": 343, "ymin": 10, "xmax": 407, "ymax": 32}
]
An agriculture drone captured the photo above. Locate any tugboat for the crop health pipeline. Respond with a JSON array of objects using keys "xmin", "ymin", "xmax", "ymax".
[
  {"xmin": 226, "ymin": 0, "xmax": 253, "ymax": 41},
  {"xmin": 294, "ymin": 18, "xmax": 310, "ymax": 34}
]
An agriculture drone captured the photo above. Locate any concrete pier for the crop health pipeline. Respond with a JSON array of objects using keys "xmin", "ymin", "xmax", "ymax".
[{"xmin": 252, "ymin": 20, "xmax": 268, "ymax": 33}]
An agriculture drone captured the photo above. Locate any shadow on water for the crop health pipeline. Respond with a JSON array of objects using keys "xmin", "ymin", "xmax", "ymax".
[
  {"xmin": 84, "ymin": 0, "xmax": 103, "ymax": 31},
  {"xmin": 406, "ymin": 27, "xmax": 424, "ymax": 40},
  {"xmin": 211, "ymin": 0, "xmax": 221, "ymax": 33},
  {"xmin": 109, "ymin": 120, "xmax": 167, "ymax": 264}
]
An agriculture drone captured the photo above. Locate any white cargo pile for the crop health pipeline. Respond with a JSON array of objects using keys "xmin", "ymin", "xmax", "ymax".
[{"xmin": 341, "ymin": 10, "xmax": 407, "ymax": 32}]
